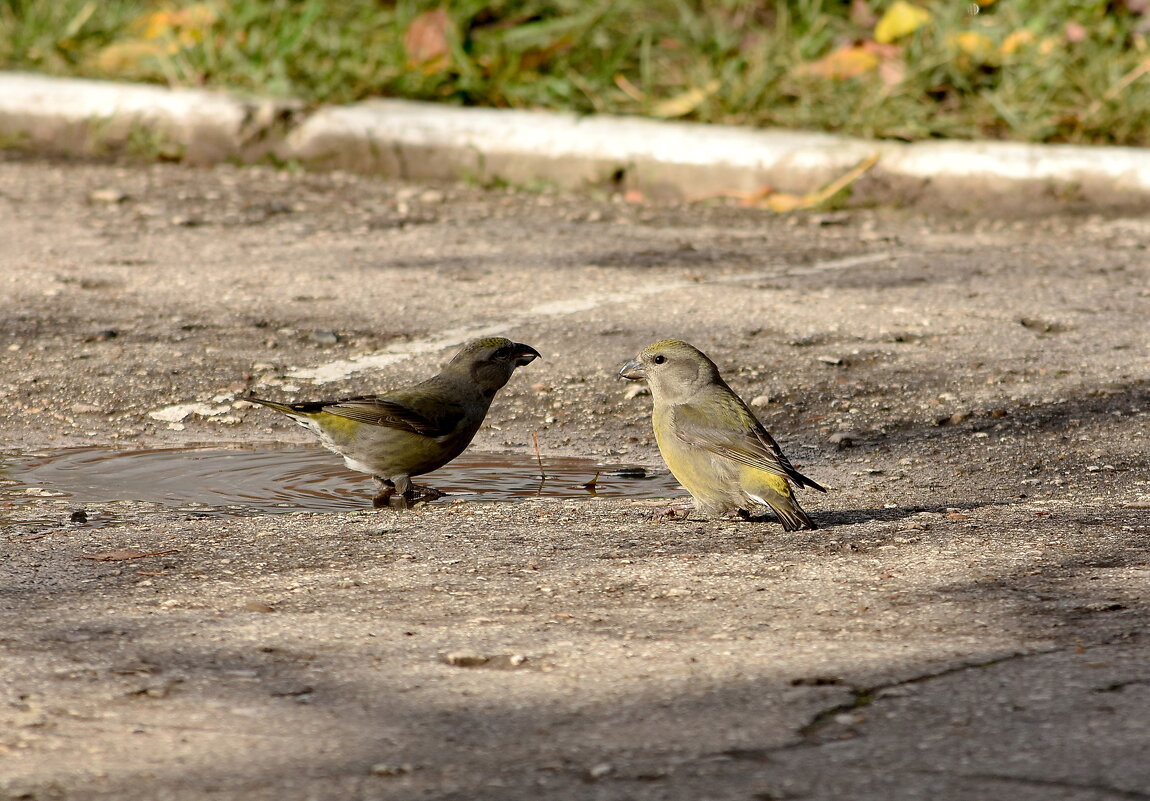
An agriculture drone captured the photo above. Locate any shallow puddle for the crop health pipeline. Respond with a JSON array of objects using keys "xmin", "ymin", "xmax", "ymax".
[{"xmin": 0, "ymin": 446, "xmax": 682, "ymax": 516}]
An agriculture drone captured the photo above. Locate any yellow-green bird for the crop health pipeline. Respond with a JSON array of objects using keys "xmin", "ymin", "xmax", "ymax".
[
  {"xmin": 620, "ymin": 339, "xmax": 826, "ymax": 530},
  {"xmin": 247, "ymin": 337, "xmax": 540, "ymax": 507}
]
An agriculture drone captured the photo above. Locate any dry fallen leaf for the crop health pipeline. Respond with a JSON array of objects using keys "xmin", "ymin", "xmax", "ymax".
[
  {"xmin": 404, "ymin": 8, "xmax": 453, "ymax": 73},
  {"xmin": 650, "ymin": 78, "xmax": 721, "ymax": 118},
  {"xmin": 1000, "ymin": 29, "xmax": 1036, "ymax": 55},
  {"xmin": 850, "ymin": 0, "xmax": 877, "ymax": 28},
  {"xmin": 137, "ymin": 3, "xmax": 218, "ymax": 46},
  {"xmin": 93, "ymin": 40, "xmax": 174, "ymax": 74},
  {"xmin": 614, "ymin": 73, "xmax": 645, "ymax": 102},
  {"xmin": 750, "ymin": 152, "xmax": 881, "ymax": 212},
  {"xmin": 950, "ymin": 31, "xmax": 996, "ymax": 66},
  {"xmin": 874, "ymin": 1, "xmax": 932, "ymax": 44},
  {"xmin": 800, "ymin": 44, "xmax": 881, "ymax": 80},
  {"xmin": 690, "ymin": 153, "xmax": 879, "ymax": 213},
  {"xmin": 799, "ymin": 40, "xmax": 901, "ymax": 83},
  {"xmin": 94, "ymin": 2, "xmax": 218, "ymax": 74}
]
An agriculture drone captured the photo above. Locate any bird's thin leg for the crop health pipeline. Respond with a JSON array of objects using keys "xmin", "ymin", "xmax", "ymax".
[
  {"xmin": 388, "ymin": 474, "xmax": 442, "ymax": 503},
  {"xmin": 372, "ymin": 477, "xmax": 396, "ymax": 509}
]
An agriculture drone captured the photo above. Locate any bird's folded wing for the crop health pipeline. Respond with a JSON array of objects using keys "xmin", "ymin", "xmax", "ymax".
[
  {"xmin": 669, "ymin": 404, "xmax": 794, "ymax": 480},
  {"xmin": 322, "ymin": 396, "xmax": 460, "ymax": 437}
]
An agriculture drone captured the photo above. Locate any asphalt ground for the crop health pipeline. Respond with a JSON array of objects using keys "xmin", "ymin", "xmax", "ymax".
[{"xmin": 1, "ymin": 152, "xmax": 1148, "ymax": 801}]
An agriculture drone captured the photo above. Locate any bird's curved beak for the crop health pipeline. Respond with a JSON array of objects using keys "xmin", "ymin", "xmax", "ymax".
[
  {"xmin": 512, "ymin": 343, "xmax": 541, "ymax": 366},
  {"xmin": 619, "ymin": 359, "xmax": 646, "ymax": 381}
]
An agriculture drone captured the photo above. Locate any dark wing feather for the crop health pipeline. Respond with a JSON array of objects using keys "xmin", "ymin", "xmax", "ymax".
[{"xmin": 316, "ymin": 394, "xmax": 461, "ymax": 437}]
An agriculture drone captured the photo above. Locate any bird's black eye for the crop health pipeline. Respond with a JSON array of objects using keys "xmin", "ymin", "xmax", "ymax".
[{"xmin": 652, "ymin": 354, "xmax": 666, "ymax": 365}]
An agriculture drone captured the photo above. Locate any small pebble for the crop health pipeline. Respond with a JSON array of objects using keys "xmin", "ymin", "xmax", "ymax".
[
  {"xmin": 371, "ymin": 763, "xmax": 414, "ymax": 776},
  {"xmin": 443, "ymin": 652, "xmax": 489, "ymax": 667},
  {"xmin": 828, "ymin": 431, "xmax": 861, "ymax": 447},
  {"xmin": 309, "ymin": 330, "xmax": 340, "ymax": 345},
  {"xmin": 587, "ymin": 762, "xmax": 614, "ymax": 780},
  {"xmin": 90, "ymin": 188, "xmax": 128, "ymax": 203},
  {"xmin": 85, "ymin": 329, "xmax": 119, "ymax": 342}
]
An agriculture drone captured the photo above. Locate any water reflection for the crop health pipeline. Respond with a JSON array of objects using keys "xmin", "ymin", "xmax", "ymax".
[{"xmin": 1, "ymin": 446, "xmax": 683, "ymax": 515}]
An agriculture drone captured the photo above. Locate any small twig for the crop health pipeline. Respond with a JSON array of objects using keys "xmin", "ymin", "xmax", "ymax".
[
  {"xmin": 799, "ymin": 151, "xmax": 881, "ymax": 208},
  {"xmin": 81, "ymin": 548, "xmax": 179, "ymax": 562},
  {"xmin": 532, "ymin": 431, "xmax": 548, "ymax": 481}
]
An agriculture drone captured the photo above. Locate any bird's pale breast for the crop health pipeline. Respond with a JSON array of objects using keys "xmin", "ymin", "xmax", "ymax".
[{"xmin": 653, "ymin": 405, "xmax": 743, "ymax": 510}]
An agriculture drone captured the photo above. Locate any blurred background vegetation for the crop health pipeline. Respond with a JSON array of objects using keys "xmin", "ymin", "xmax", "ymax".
[{"xmin": 4, "ymin": 0, "xmax": 1150, "ymax": 145}]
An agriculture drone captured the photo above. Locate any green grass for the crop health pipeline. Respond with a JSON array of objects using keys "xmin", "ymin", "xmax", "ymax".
[{"xmin": 4, "ymin": 0, "xmax": 1150, "ymax": 145}]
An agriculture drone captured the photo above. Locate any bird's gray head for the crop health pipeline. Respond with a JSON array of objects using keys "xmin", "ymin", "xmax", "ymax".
[
  {"xmin": 447, "ymin": 337, "xmax": 541, "ymax": 395},
  {"xmin": 619, "ymin": 339, "xmax": 722, "ymax": 404}
]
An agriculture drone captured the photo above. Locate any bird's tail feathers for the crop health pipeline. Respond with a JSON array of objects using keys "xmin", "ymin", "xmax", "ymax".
[
  {"xmin": 749, "ymin": 492, "xmax": 818, "ymax": 531},
  {"xmin": 773, "ymin": 501, "xmax": 817, "ymax": 531}
]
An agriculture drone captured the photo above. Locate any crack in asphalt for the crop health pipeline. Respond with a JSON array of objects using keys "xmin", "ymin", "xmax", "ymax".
[
  {"xmin": 716, "ymin": 629, "xmax": 1146, "ymax": 762},
  {"xmin": 911, "ymin": 770, "xmax": 1150, "ymax": 800},
  {"xmin": 792, "ymin": 649, "xmax": 1034, "ymax": 743}
]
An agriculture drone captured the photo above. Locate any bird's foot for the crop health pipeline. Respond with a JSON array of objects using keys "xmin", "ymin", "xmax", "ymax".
[
  {"xmin": 652, "ymin": 502, "xmax": 693, "ymax": 521},
  {"xmin": 372, "ymin": 481, "xmax": 445, "ymax": 509},
  {"xmin": 405, "ymin": 484, "xmax": 445, "ymax": 504}
]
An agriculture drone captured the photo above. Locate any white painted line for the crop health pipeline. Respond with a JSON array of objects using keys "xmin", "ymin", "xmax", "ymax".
[
  {"xmin": 289, "ymin": 322, "xmax": 511, "ymax": 383},
  {"xmin": 289, "ymin": 251, "xmax": 898, "ymax": 384}
]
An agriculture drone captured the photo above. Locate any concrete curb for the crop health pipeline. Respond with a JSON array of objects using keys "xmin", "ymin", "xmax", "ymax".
[
  {"xmin": 4, "ymin": 71, "xmax": 1150, "ymax": 206},
  {"xmin": 0, "ymin": 72, "xmax": 296, "ymax": 164}
]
